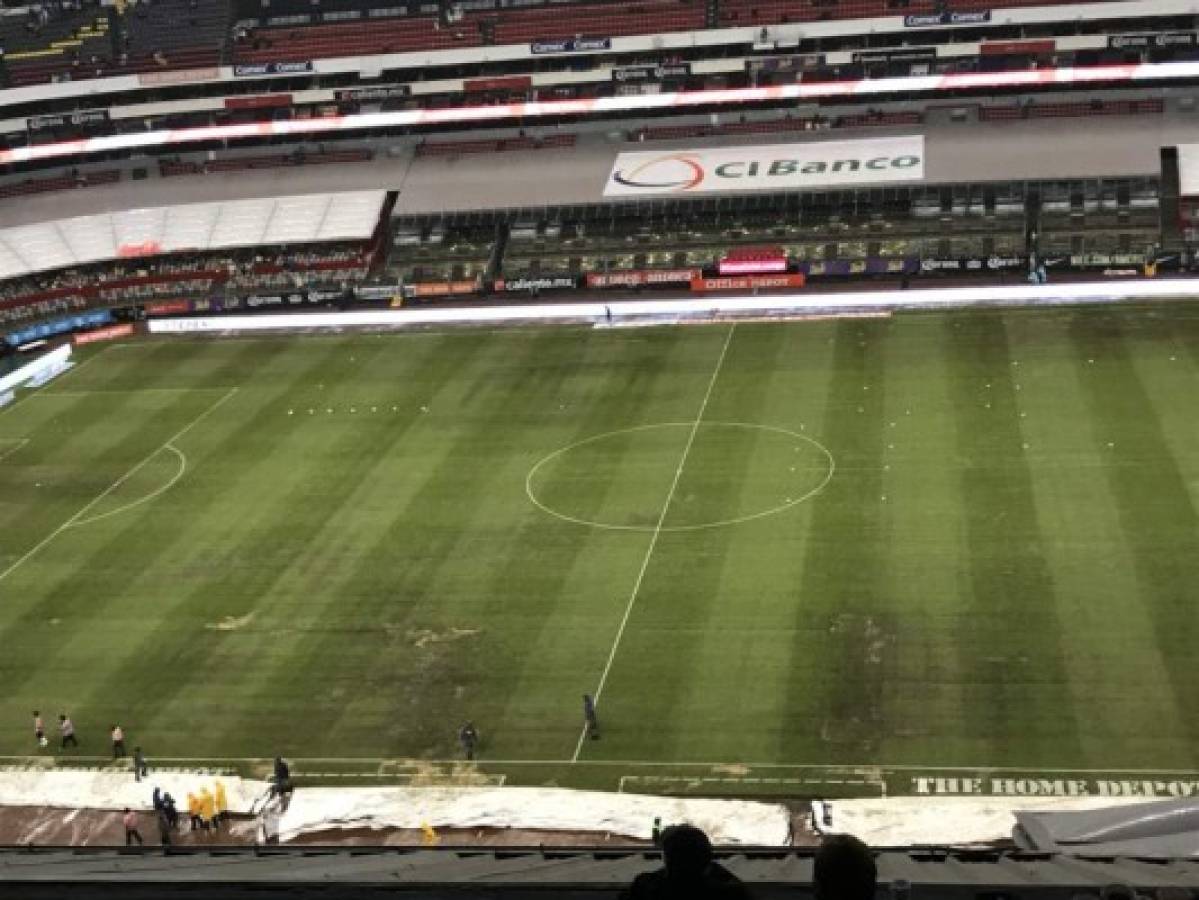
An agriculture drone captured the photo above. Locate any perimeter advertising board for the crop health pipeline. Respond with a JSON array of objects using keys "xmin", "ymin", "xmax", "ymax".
[{"xmin": 603, "ymin": 136, "xmax": 924, "ymax": 197}]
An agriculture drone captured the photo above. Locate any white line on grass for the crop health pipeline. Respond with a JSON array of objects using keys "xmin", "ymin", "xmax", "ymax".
[
  {"xmin": 0, "ymin": 437, "xmax": 29, "ymax": 463},
  {"xmin": 0, "ymin": 387, "xmax": 237, "ymax": 585},
  {"xmin": 572, "ymin": 325, "xmax": 735, "ymax": 762},
  {"xmin": 71, "ymin": 444, "xmax": 188, "ymax": 528},
  {"xmin": 0, "ymin": 345, "xmax": 114, "ymax": 422},
  {"xmin": 3, "ymin": 755, "xmax": 1197, "ymax": 779},
  {"xmin": 36, "ymin": 387, "xmax": 234, "ymax": 397}
]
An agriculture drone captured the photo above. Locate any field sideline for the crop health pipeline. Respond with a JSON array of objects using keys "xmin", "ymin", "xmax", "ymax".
[{"xmin": 2, "ymin": 305, "xmax": 1199, "ymax": 797}]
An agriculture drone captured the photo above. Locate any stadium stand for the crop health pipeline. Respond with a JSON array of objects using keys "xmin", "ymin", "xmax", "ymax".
[
  {"xmin": 717, "ymin": 0, "xmax": 1094, "ymax": 26},
  {"xmin": 0, "ymin": 0, "xmax": 1186, "ymax": 90},
  {"xmin": 630, "ymin": 112, "xmax": 923, "ymax": 142},
  {"xmin": 0, "ymin": 168, "xmax": 118, "ymax": 199},
  {"xmin": 157, "ymin": 148, "xmax": 374, "ymax": 177},
  {"xmin": 0, "ymin": 242, "xmax": 372, "ymax": 325},
  {"xmin": 0, "ymin": 2, "xmax": 114, "ymax": 87},
  {"xmin": 979, "ymin": 98, "xmax": 1168, "ymax": 121},
  {"xmin": 415, "ymin": 135, "xmax": 577, "ymax": 157}
]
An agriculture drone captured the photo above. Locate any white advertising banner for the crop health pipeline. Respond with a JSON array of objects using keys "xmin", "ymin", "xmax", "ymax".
[
  {"xmin": 603, "ymin": 136, "xmax": 925, "ymax": 197},
  {"xmin": 1179, "ymin": 143, "xmax": 1199, "ymax": 196}
]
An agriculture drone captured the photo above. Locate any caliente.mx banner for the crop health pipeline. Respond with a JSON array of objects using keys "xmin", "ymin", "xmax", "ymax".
[{"xmin": 603, "ymin": 136, "xmax": 925, "ymax": 197}]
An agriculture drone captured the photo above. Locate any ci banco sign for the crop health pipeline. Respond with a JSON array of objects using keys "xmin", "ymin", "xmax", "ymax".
[{"xmin": 604, "ymin": 136, "xmax": 925, "ymax": 197}]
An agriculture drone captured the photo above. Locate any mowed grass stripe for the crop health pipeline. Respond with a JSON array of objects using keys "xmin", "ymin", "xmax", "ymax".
[
  {"xmin": 488, "ymin": 329, "xmax": 719, "ymax": 760},
  {"xmin": 785, "ymin": 318, "xmax": 891, "ymax": 762},
  {"xmin": 1067, "ymin": 310, "xmax": 1199, "ymax": 762},
  {"xmin": 1006, "ymin": 312, "xmax": 1189, "ymax": 766},
  {"xmin": 946, "ymin": 312, "xmax": 1082, "ymax": 768},
  {"xmin": 874, "ymin": 315, "xmax": 970, "ymax": 766},
  {"xmin": 590, "ymin": 326, "xmax": 778, "ymax": 761}
]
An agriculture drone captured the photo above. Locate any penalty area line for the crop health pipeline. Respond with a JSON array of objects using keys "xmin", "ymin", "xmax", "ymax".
[
  {"xmin": 572, "ymin": 325, "xmax": 735, "ymax": 762},
  {"xmin": 0, "ymin": 387, "xmax": 238, "ymax": 585}
]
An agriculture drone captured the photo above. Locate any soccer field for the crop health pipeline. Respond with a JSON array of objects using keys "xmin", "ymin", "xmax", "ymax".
[{"xmin": 2, "ymin": 304, "xmax": 1199, "ymax": 798}]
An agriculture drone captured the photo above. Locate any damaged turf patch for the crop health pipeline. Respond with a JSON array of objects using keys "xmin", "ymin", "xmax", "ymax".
[{"xmin": 206, "ymin": 612, "xmax": 255, "ymax": 631}]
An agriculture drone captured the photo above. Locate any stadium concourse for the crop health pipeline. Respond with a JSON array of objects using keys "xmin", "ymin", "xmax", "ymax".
[{"xmin": 8, "ymin": 0, "xmax": 1199, "ymax": 893}]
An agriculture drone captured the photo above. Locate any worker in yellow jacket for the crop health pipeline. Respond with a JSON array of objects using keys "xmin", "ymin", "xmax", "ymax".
[
  {"xmin": 198, "ymin": 787, "xmax": 216, "ymax": 832},
  {"xmin": 187, "ymin": 792, "xmax": 205, "ymax": 832}
]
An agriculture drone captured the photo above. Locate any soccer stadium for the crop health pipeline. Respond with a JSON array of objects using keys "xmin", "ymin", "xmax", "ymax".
[{"xmin": 4, "ymin": 0, "xmax": 1199, "ymax": 893}]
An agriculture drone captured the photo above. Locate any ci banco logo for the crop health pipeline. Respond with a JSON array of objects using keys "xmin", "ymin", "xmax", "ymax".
[{"xmin": 612, "ymin": 154, "xmax": 705, "ymax": 191}]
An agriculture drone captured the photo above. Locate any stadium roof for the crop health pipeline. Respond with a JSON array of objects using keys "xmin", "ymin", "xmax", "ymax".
[{"xmin": 0, "ymin": 191, "xmax": 385, "ymax": 281}]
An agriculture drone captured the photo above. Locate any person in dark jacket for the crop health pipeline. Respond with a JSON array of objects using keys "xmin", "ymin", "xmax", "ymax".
[
  {"xmin": 814, "ymin": 834, "xmax": 877, "ymax": 900},
  {"xmin": 620, "ymin": 824, "xmax": 750, "ymax": 900}
]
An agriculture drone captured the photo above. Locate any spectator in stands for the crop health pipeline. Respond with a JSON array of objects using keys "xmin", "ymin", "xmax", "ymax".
[
  {"xmin": 813, "ymin": 834, "xmax": 877, "ymax": 900},
  {"xmin": 620, "ymin": 824, "xmax": 750, "ymax": 900}
]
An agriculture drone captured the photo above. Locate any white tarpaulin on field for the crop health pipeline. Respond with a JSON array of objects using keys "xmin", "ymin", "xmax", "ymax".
[
  {"xmin": 603, "ymin": 136, "xmax": 925, "ymax": 197},
  {"xmin": 0, "ymin": 770, "xmax": 263, "ymax": 814},
  {"xmin": 0, "ymin": 772, "xmax": 790, "ymax": 845},
  {"xmin": 816, "ymin": 796, "xmax": 1158, "ymax": 846},
  {"xmin": 276, "ymin": 785, "xmax": 790, "ymax": 845}
]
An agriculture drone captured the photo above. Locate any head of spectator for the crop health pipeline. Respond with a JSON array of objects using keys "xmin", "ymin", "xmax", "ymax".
[
  {"xmin": 621, "ymin": 824, "xmax": 749, "ymax": 900},
  {"xmin": 814, "ymin": 834, "xmax": 877, "ymax": 900},
  {"xmin": 661, "ymin": 824, "xmax": 713, "ymax": 884}
]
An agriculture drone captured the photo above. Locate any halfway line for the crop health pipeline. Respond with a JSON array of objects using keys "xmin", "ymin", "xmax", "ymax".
[
  {"xmin": 572, "ymin": 325, "xmax": 735, "ymax": 761},
  {"xmin": 0, "ymin": 386, "xmax": 238, "ymax": 585}
]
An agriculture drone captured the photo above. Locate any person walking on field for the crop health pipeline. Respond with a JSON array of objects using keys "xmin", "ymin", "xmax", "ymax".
[
  {"xmin": 111, "ymin": 724, "xmax": 126, "ymax": 758},
  {"xmin": 583, "ymin": 694, "xmax": 600, "ymax": 740},
  {"xmin": 133, "ymin": 746, "xmax": 148, "ymax": 781},
  {"xmin": 59, "ymin": 714, "xmax": 78, "ymax": 749},
  {"xmin": 33, "ymin": 711, "xmax": 46, "ymax": 748},
  {"xmin": 187, "ymin": 792, "xmax": 206, "ymax": 832},
  {"xmin": 199, "ymin": 786, "xmax": 216, "ymax": 832},
  {"xmin": 458, "ymin": 721, "xmax": 479, "ymax": 760},
  {"xmin": 122, "ymin": 808, "xmax": 144, "ymax": 846},
  {"xmin": 214, "ymin": 780, "xmax": 228, "ymax": 828}
]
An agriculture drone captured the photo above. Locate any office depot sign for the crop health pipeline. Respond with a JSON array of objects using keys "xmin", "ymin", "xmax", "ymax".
[
  {"xmin": 605, "ymin": 136, "xmax": 924, "ymax": 197},
  {"xmin": 690, "ymin": 274, "xmax": 806, "ymax": 292}
]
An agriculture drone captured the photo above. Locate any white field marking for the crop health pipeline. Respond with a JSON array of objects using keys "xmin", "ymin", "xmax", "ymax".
[
  {"xmin": 70, "ymin": 444, "xmax": 187, "ymax": 528},
  {"xmin": 0, "ymin": 754, "xmax": 1196, "ymax": 778},
  {"xmin": 572, "ymin": 326, "xmax": 735, "ymax": 762},
  {"xmin": 526, "ymin": 421, "xmax": 834, "ymax": 533},
  {"xmin": 0, "ymin": 387, "xmax": 237, "ymax": 586},
  {"xmin": 0, "ymin": 437, "xmax": 29, "ymax": 462},
  {"xmin": 35, "ymin": 387, "xmax": 233, "ymax": 397},
  {"xmin": 617, "ymin": 775, "xmax": 882, "ymax": 795},
  {"xmin": 0, "ymin": 345, "xmax": 114, "ymax": 422}
]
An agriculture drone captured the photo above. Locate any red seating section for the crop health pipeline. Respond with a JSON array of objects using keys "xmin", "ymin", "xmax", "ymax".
[
  {"xmin": 235, "ymin": 17, "xmax": 473, "ymax": 62},
  {"xmin": 488, "ymin": 0, "xmax": 705, "ymax": 44},
  {"xmin": 631, "ymin": 111, "xmax": 921, "ymax": 141},
  {"xmin": 158, "ymin": 149, "xmax": 373, "ymax": 177},
  {"xmin": 0, "ymin": 169, "xmax": 119, "ymax": 200},
  {"xmin": 415, "ymin": 134, "xmax": 577, "ymax": 157},
  {"xmin": 979, "ymin": 98, "xmax": 1165, "ymax": 120},
  {"xmin": 718, "ymin": 0, "xmax": 1044, "ymax": 27},
  {"xmin": 234, "ymin": 0, "xmax": 708, "ymax": 63}
]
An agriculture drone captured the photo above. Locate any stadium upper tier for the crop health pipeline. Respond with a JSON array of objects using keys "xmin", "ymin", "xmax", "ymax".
[
  {"xmin": 0, "ymin": 0, "xmax": 1136, "ymax": 89},
  {"xmin": 0, "ymin": 191, "xmax": 384, "ymax": 281}
]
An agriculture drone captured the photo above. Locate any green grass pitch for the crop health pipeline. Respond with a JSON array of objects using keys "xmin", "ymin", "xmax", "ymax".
[{"xmin": 2, "ymin": 304, "xmax": 1199, "ymax": 797}]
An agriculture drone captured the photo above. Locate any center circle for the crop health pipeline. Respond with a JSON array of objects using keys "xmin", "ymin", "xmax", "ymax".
[{"xmin": 525, "ymin": 422, "xmax": 835, "ymax": 532}]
